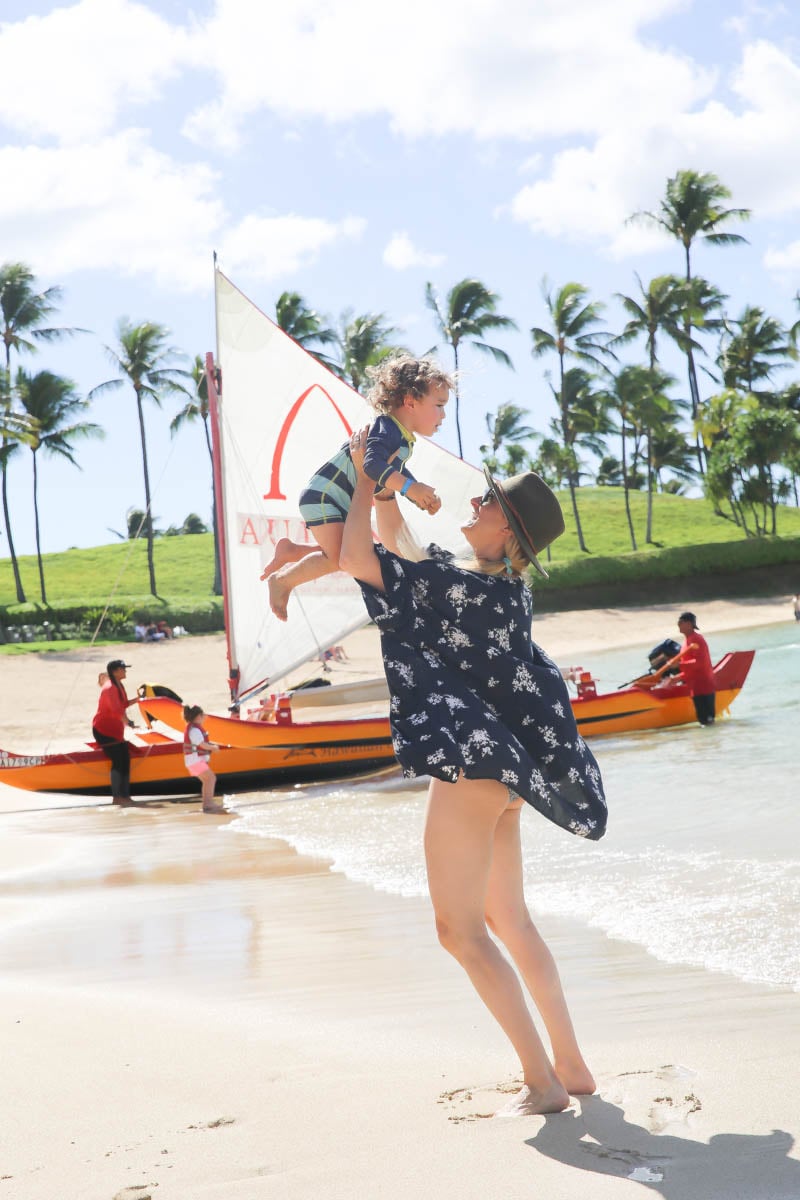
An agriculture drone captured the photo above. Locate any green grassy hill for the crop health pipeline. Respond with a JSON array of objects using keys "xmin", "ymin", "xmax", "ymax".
[
  {"xmin": 545, "ymin": 487, "xmax": 800, "ymax": 562},
  {"xmin": 0, "ymin": 533, "xmax": 217, "ymax": 608}
]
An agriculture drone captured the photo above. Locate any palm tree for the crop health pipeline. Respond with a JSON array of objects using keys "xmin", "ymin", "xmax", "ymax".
[
  {"xmin": 332, "ymin": 312, "xmax": 402, "ymax": 392},
  {"xmin": 91, "ymin": 320, "xmax": 190, "ymax": 596},
  {"xmin": 16, "ymin": 369, "xmax": 102, "ymax": 603},
  {"xmin": 614, "ymin": 274, "xmax": 697, "ymax": 369},
  {"xmin": 530, "ymin": 281, "xmax": 615, "ymax": 551},
  {"xmin": 425, "ymin": 279, "xmax": 517, "ymax": 458},
  {"xmin": 171, "ymin": 355, "xmax": 221, "ymax": 595},
  {"xmin": 651, "ymin": 426, "xmax": 697, "ymax": 494},
  {"xmin": 718, "ymin": 306, "xmax": 795, "ymax": 393},
  {"xmin": 275, "ymin": 292, "xmax": 338, "ymax": 368},
  {"xmin": 0, "ymin": 262, "xmax": 80, "ymax": 602},
  {"xmin": 480, "ymin": 402, "xmax": 536, "ymax": 472},
  {"xmin": 602, "ymin": 366, "xmax": 654, "ymax": 550},
  {"xmin": 630, "ymin": 170, "xmax": 749, "ymax": 425}
]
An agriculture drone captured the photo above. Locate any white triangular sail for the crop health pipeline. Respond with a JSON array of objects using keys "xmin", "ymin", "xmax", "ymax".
[{"xmin": 213, "ymin": 270, "xmax": 482, "ymax": 696}]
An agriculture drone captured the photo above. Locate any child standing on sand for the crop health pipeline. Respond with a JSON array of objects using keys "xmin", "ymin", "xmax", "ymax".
[
  {"xmin": 261, "ymin": 355, "xmax": 452, "ymax": 621},
  {"xmin": 182, "ymin": 704, "xmax": 225, "ymax": 813}
]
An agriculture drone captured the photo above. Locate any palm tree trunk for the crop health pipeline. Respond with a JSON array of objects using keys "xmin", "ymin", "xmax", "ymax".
[
  {"xmin": 621, "ymin": 417, "xmax": 637, "ymax": 551},
  {"xmin": 1, "ymin": 460, "xmax": 26, "ymax": 603},
  {"xmin": 559, "ymin": 352, "xmax": 588, "ymax": 552},
  {"xmin": 645, "ymin": 427, "xmax": 654, "ymax": 544},
  {"xmin": 683, "ymin": 244, "xmax": 706, "ymax": 477},
  {"xmin": 2, "ymin": 345, "xmax": 26, "ymax": 603},
  {"xmin": 135, "ymin": 387, "xmax": 158, "ymax": 596},
  {"xmin": 31, "ymin": 450, "xmax": 47, "ymax": 604},
  {"xmin": 452, "ymin": 343, "xmax": 463, "ymax": 458},
  {"xmin": 203, "ymin": 416, "xmax": 222, "ymax": 596}
]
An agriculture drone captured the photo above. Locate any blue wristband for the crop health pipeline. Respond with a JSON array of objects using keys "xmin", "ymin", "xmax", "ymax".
[{"xmin": 400, "ymin": 478, "xmax": 413, "ymax": 496}]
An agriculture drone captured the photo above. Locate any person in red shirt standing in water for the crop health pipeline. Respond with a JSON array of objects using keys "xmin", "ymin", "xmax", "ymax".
[
  {"xmin": 92, "ymin": 660, "xmax": 139, "ymax": 803},
  {"xmin": 661, "ymin": 612, "xmax": 717, "ymax": 726}
]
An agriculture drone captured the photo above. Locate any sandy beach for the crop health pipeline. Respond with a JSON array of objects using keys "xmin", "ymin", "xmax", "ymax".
[{"xmin": 1, "ymin": 593, "xmax": 798, "ymax": 1199}]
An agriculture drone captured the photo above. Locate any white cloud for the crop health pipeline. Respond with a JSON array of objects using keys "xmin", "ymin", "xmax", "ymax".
[
  {"xmin": 0, "ymin": 0, "xmax": 192, "ymax": 144},
  {"xmin": 184, "ymin": 0, "xmax": 710, "ymax": 149},
  {"xmin": 507, "ymin": 38, "xmax": 800, "ymax": 256},
  {"xmin": 763, "ymin": 240, "xmax": 800, "ymax": 273},
  {"xmin": 383, "ymin": 233, "xmax": 444, "ymax": 271},
  {"xmin": 1, "ymin": 131, "xmax": 365, "ymax": 292},
  {"xmin": 219, "ymin": 214, "xmax": 366, "ymax": 282}
]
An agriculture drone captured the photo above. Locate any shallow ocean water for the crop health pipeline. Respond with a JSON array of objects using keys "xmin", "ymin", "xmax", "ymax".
[{"xmin": 230, "ymin": 619, "xmax": 800, "ymax": 992}]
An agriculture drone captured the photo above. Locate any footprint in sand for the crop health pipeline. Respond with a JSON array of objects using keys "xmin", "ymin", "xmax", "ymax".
[
  {"xmin": 603, "ymin": 1064, "xmax": 702, "ymax": 1133},
  {"xmin": 438, "ymin": 1077, "xmax": 558, "ymax": 1122}
]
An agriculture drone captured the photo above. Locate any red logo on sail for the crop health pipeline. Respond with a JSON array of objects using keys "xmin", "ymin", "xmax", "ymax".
[{"xmin": 263, "ymin": 384, "xmax": 352, "ymax": 500}]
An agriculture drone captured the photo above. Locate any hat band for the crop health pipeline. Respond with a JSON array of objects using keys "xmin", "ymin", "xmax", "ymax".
[{"xmin": 501, "ymin": 487, "xmax": 539, "ymax": 553}]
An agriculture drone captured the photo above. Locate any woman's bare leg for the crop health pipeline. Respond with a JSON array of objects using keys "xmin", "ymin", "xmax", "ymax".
[
  {"xmin": 267, "ymin": 525, "xmax": 344, "ymax": 621},
  {"xmin": 424, "ymin": 776, "xmax": 568, "ymax": 1115},
  {"xmin": 484, "ymin": 803, "xmax": 595, "ymax": 1095}
]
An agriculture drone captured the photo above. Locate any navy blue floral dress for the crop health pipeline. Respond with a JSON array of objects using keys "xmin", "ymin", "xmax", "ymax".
[{"xmin": 358, "ymin": 544, "xmax": 607, "ymax": 840}]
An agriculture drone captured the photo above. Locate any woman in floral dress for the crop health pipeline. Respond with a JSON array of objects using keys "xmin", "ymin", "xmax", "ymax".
[{"xmin": 340, "ymin": 427, "xmax": 607, "ymax": 1116}]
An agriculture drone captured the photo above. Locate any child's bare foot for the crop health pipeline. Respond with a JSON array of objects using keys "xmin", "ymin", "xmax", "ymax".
[
  {"xmin": 202, "ymin": 802, "xmax": 229, "ymax": 814},
  {"xmin": 268, "ymin": 573, "xmax": 291, "ymax": 621},
  {"xmin": 554, "ymin": 1059, "xmax": 596, "ymax": 1095},
  {"xmin": 260, "ymin": 538, "xmax": 297, "ymax": 581},
  {"xmin": 495, "ymin": 1081, "xmax": 570, "ymax": 1117}
]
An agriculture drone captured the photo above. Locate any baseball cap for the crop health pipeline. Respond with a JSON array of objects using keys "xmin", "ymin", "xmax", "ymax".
[{"xmin": 107, "ymin": 659, "xmax": 132, "ymax": 671}]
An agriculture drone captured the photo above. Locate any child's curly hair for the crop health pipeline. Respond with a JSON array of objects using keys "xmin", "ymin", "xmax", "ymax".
[{"xmin": 366, "ymin": 355, "xmax": 453, "ymax": 415}]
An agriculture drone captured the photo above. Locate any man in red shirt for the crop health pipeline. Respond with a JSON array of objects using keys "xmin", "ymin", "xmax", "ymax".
[{"xmin": 665, "ymin": 611, "xmax": 717, "ymax": 726}]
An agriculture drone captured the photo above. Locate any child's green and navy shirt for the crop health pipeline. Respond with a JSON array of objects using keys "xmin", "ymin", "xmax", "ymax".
[{"xmin": 299, "ymin": 415, "xmax": 416, "ymax": 527}]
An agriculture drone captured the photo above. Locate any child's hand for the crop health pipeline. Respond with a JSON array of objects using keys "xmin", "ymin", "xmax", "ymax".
[{"xmin": 406, "ymin": 482, "xmax": 440, "ymax": 513}]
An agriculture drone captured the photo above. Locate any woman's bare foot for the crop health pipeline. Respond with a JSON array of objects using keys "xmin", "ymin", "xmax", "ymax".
[
  {"xmin": 554, "ymin": 1059, "xmax": 596, "ymax": 1095},
  {"xmin": 202, "ymin": 803, "xmax": 229, "ymax": 814},
  {"xmin": 495, "ymin": 1080, "xmax": 570, "ymax": 1117},
  {"xmin": 268, "ymin": 573, "xmax": 291, "ymax": 621},
  {"xmin": 260, "ymin": 538, "xmax": 299, "ymax": 581}
]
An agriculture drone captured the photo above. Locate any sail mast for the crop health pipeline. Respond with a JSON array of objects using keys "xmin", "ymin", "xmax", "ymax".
[{"xmin": 207, "ymin": 270, "xmax": 240, "ymax": 710}]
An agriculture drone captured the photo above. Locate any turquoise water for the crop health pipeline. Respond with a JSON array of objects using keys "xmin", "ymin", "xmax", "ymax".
[{"xmin": 230, "ymin": 621, "xmax": 800, "ymax": 991}]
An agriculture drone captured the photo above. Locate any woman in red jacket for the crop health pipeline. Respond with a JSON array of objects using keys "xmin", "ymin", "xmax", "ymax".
[{"xmin": 92, "ymin": 660, "xmax": 138, "ymax": 803}]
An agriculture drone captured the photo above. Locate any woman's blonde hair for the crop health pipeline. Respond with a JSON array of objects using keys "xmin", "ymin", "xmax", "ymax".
[
  {"xmin": 462, "ymin": 531, "xmax": 529, "ymax": 579},
  {"xmin": 366, "ymin": 355, "xmax": 453, "ymax": 415}
]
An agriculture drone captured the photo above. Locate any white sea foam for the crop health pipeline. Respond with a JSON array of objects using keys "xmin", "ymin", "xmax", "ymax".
[{"xmin": 230, "ymin": 623, "xmax": 800, "ymax": 991}]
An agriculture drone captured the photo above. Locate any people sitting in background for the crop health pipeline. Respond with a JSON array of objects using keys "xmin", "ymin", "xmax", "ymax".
[
  {"xmin": 156, "ymin": 620, "xmax": 173, "ymax": 639},
  {"xmin": 134, "ymin": 622, "xmax": 148, "ymax": 642}
]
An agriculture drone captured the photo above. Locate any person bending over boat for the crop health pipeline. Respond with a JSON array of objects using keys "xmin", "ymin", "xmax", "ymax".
[
  {"xmin": 260, "ymin": 355, "xmax": 450, "ymax": 621},
  {"xmin": 339, "ymin": 426, "xmax": 607, "ymax": 1117},
  {"xmin": 655, "ymin": 612, "xmax": 717, "ymax": 726},
  {"xmin": 92, "ymin": 660, "xmax": 139, "ymax": 805}
]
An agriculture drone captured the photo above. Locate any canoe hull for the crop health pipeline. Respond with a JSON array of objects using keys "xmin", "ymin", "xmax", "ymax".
[
  {"xmin": 573, "ymin": 650, "xmax": 755, "ymax": 738},
  {"xmin": 0, "ymin": 733, "xmax": 396, "ymax": 797}
]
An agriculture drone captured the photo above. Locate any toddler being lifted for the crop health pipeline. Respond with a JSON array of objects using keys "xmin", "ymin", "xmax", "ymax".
[{"xmin": 261, "ymin": 354, "xmax": 451, "ymax": 620}]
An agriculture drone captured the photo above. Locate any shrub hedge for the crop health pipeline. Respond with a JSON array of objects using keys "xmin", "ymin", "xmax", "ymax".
[{"xmin": 0, "ymin": 599, "xmax": 225, "ymax": 644}]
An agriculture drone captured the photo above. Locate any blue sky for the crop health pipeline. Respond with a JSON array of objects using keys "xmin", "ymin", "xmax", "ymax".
[{"xmin": 2, "ymin": 0, "xmax": 799, "ymax": 558}]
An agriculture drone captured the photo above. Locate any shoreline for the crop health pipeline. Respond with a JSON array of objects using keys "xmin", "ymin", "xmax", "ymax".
[{"xmin": 1, "ymin": 800, "xmax": 799, "ymax": 1198}]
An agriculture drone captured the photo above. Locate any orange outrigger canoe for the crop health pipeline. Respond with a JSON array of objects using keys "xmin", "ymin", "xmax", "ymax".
[
  {"xmin": 0, "ymin": 651, "xmax": 754, "ymax": 796},
  {"xmin": 0, "ymin": 715, "xmax": 396, "ymax": 797},
  {"xmin": 136, "ymin": 649, "xmax": 755, "ymax": 749}
]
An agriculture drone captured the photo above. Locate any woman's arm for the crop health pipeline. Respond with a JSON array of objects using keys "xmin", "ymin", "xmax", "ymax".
[
  {"xmin": 373, "ymin": 490, "xmax": 404, "ymax": 555},
  {"xmin": 339, "ymin": 427, "xmax": 386, "ymax": 592}
]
